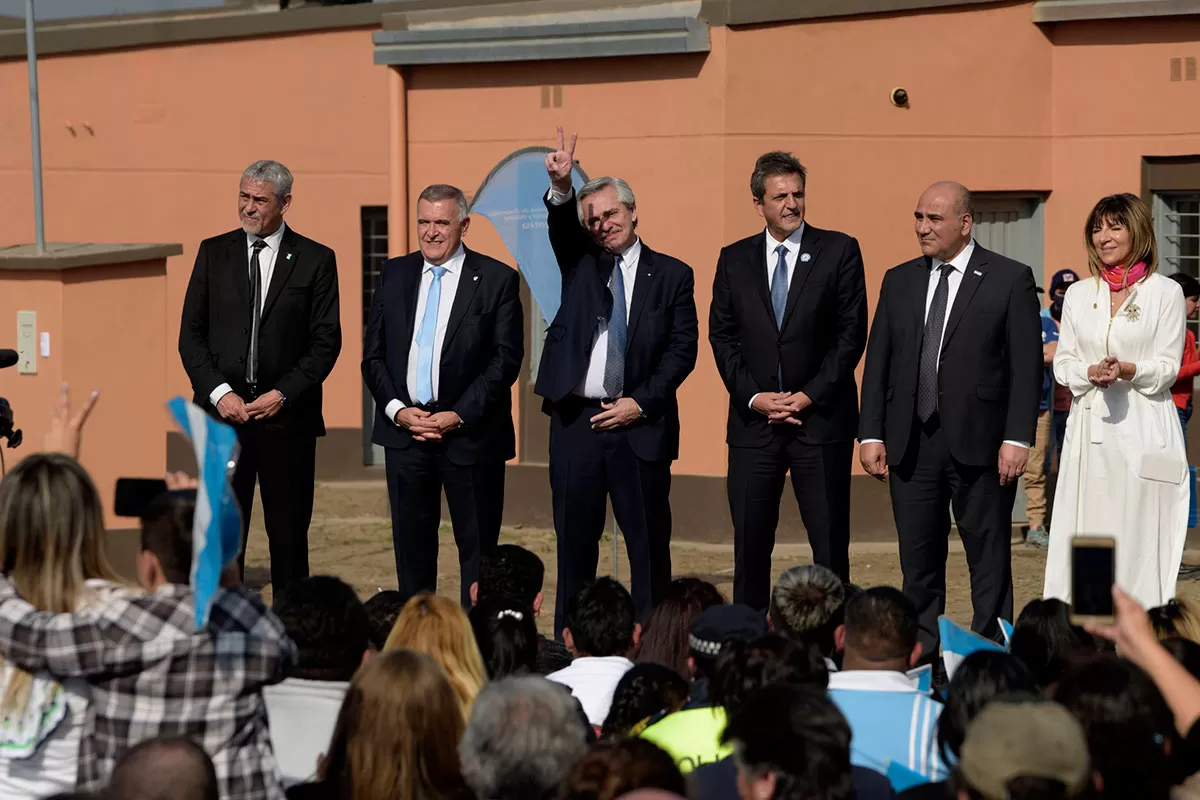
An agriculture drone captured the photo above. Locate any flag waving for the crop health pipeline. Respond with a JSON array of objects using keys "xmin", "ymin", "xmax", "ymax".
[{"xmin": 168, "ymin": 397, "xmax": 243, "ymax": 629}]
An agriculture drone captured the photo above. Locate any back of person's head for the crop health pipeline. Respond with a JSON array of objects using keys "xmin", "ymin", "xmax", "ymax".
[
  {"xmin": 0, "ymin": 453, "xmax": 123, "ymax": 715},
  {"xmin": 938, "ymin": 650, "xmax": 1039, "ymax": 765},
  {"xmin": 688, "ymin": 603, "xmax": 769, "ymax": 681},
  {"xmin": 384, "ymin": 593, "xmax": 487, "ymax": 719},
  {"xmin": 460, "ymin": 675, "xmax": 590, "ymax": 800},
  {"xmin": 721, "ymin": 684, "xmax": 853, "ymax": 800},
  {"xmin": 601, "ymin": 662, "xmax": 689, "ymax": 739},
  {"xmin": 768, "ymin": 565, "xmax": 846, "ymax": 658},
  {"xmin": 1169, "ymin": 271, "xmax": 1200, "ymax": 300},
  {"xmin": 1010, "ymin": 598, "xmax": 1099, "ymax": 690},
  {"xmin": 838, "ymin": 586, "xmax": 920, "ymax": 670},
  {"xmin": 564, "ymin": 577, "xmax": 637, "ymax": 658},
  {"xmin": 1053, "ymin": 654, "xmax": 1175, "ymax": 800},
  {"xmin": 710, "ymin": 633, "xmax": 828, "ymax": 718},
  {"xmin": 470, "ymin": 594, "xmax": 538, "ymax": 679},
  {"xmin": 1149, "ymin": 598, "xmax": 1200, "ymax": 644},
  {"xmin": 363, "ymin": 589, "xmax": 410, "ymax": 651},
  {"xmin": 108, "ymin": 736, "xmax": 219, "ymax": 800},
  {"xmin": 138, "ymin": 488, "xmax": 196, "ymax": 587},
  {"xmin": 322, "ymin": 647, "xmax": 467, "ymax": 800},
  {"xmin": 952, "ymin": 699, "xmax": 1089, "ymax": 800},
  {"xmin": 273, "ymin": 575, "xmax": 369, "ymax": 681},
  {"xmin": 636, "ymin": 578, "xmax": 724, "ymax": 678},
  {"xmin": 1161, "ymin": 636, "xmax": 1200, "ymax": 679},
  {"xmin": 477, "ymin": 544, "xmax": 545, "ymax": 608},
  {"xmin": 560, "ymin": 738, "xmax": 685, "ymax": 800}
]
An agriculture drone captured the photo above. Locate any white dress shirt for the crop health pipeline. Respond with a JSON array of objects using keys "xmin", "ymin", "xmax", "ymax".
[
  {"xmin": 209, "ymin": 221, "xmax": 287, "ymax": 407},
  {"xmin": 384, "ymin": 245, "xmax": 466, "ymax": 424},
  {"xmin": 547, "ymin": 187, "xmax": 641, "ymax": 400},
  {"xmin": 862, "ymin": 239, "xmax": 1027, "ymax": 449},
  {"xmin": 749, "ymin": 224, "xmax": 807, "ymax": 409}
]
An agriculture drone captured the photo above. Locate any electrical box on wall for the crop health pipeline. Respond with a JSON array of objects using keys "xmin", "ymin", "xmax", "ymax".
[{"xmin": 16, "ymin": 311, "xmax": 35, "ymax": 375}]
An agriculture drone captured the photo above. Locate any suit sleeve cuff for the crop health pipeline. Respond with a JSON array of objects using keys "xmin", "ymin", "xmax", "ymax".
[
  {"xmin": 210, "ymin": 384, "xmax": 233, "ymax": 407},
  {"xmin": 1002, "ymin": 440, "xmax": 1030, "ymax": 449},
  {"xmin": 384, "ymin": 399, "xmax": 405, "ymax": 425},
  {"xmin": 547, "ymin": 187, "xmax": 572, "ymax": 206},
  {"xmin": 859, "ymin": 439, "xmax": 884, "ymax": 445}
]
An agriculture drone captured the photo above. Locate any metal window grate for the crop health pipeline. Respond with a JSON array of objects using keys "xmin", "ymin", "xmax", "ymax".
[
  {"xmin": 1154, "ymin": 192, "xmax": 1200, "ymax": 338},
  {"xmin": 361, "ymin": 207, "xmax": 388, "ymax": 331}
]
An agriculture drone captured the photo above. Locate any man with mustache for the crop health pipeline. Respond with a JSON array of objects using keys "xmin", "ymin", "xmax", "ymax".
[
  {"xmin": 539, "ymin": 128, "xmax": 698, "ymax": 636},
  {"xmin": 180, "ymin": 159, "xmax": 342, "ymax": 596},
  {"xmin": 361, "ymin": 184, "xmax": 522, "ymax": 605},
  {"xmin": 709, "ymin": 151, "xmax": 868, "ymax": 612},
  {"xmin": 858, "ymin": 181, "xmax": 1042, "ymax": 670}
]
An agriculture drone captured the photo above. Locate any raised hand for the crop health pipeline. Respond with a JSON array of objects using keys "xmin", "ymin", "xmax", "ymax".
[
  {"xmin": 43, "ymin": 383, "xmax": 99, "ymax": 459},
  {"xmin": 545, "ymin": 125, "xmax": 577, "ymax": 194}
]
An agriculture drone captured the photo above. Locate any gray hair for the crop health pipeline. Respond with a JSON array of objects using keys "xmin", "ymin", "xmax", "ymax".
[
  {"xmin": 751, "ymin": 151, "xmax": 807, "ymax": 202},
  {"xmin": 241, "ymin": 160, "xmax": 293, "ymax": 201},
  {"xmin": 418, "ymin": 184, "xmax": 469, "ymax": 223},
  {"xmin": 459, "ymin": 676, "xmax": 589, "ymax": 800},
  {"xmin": 575, "ymin": 176, "xmax": 636, "ymax": 227},
  {"xmin": 769, "ymin": 565, "xmax": 846, "ymax": 643}
]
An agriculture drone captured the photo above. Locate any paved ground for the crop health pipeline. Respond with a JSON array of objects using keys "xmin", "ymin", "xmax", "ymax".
[{"xmin": 243, "ymin": 485, "xmax": 1200, "ymax": 636}]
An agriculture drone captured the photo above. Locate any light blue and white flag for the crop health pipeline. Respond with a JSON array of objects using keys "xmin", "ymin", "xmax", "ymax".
[
  {"xmin": 938, "ymin": 616, "xmax": 1005, "ymax": 681},
  {"xmin": 167, "ymin": 397, "xmax": 242, "ymax": 629},
  {"xmin": 999, "ymin": 618, "xmax": 1014, "ymax": 648}
]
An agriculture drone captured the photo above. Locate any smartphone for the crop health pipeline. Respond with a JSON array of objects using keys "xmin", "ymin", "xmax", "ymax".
[
  {"xmin": 114, "ymin": 478, "xmax": 168, "ymax": 518},
  {"xmin": 1070, "ymin": 536, "xmax": 1116, "ymax": 625}
]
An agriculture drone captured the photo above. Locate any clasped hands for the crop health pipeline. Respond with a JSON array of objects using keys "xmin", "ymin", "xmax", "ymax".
[
  {"xmin": 217, "ymin": 390, "xmax": 283, "ymax": 424},
  {"xmin": 1088, "ymin": 356, "xmax": 1135, "ymax": 388},
  {"xmin": 395, "ymin": 407, "xmax": 463, "ymax": 441},
  {"xmin": 752, "ymin": 391, "xmax": 812, "ymax": 425}
]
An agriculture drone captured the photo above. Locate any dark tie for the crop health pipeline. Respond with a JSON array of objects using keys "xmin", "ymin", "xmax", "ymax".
[
  {"xmin": 603, "ymin": 254, "xmax": 627, "ymax": 398},
  {"xmin": 246, "ymin": 240, "xmax": 267, "ymax": 387},
  {"xmin": 917, "ymin": 262, "xmax": 952, "ymax": 422},
  {"xmin": 771, "ymin": 244, "xmax": 789, "ymax": 390}
]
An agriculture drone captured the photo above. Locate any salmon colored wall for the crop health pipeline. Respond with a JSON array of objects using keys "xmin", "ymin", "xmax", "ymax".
[{"xmin": 0, "ymin": 27, "xmax": 390, "ymax": 435}]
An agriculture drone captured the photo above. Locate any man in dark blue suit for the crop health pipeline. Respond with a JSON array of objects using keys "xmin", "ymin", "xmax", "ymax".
[
  {"xmin": 538, "ymin": 128, "xmax": 699, "ymax": 634},
  {"xmin": 362, "ymin": 184, "xmax": 523, "ymax": 607}
]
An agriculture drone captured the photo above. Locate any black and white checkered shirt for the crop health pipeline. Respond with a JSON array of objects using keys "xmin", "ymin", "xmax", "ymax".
[{"xmin": 0, "ymin": 579, "xmax": 296, "ymax": 800}]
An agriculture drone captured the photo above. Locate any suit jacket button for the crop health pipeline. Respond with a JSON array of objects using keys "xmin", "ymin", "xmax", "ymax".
[
  {"xmin": 239, "ymin": 357, "xmax": 245, "ymax": 363},
  {"xmin": 243, "ymin": 328, "xmax": 249, "ymax": 334}
]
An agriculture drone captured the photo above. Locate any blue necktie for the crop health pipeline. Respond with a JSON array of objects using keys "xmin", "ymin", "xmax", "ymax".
[
  {"xmin": 603, "ymin": 254, "xmax": 627, "ymax": 398},
  {"xmin": 771, "ymin": 244, "xmax": 789, "ymax": 390},
  {"xmin": 415, "ymin": 266, "xmax": 446, "ymax": 406}
]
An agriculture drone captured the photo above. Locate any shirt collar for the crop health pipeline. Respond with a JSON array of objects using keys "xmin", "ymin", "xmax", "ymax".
[
  {"xmin": 828, "ymin": 669, "xmax": 923, "ymax": 693},
  {"xmin": 766, "ymin": 222, "xmax": 806, "ymax": 253},
  {"xmin": 247, "ymin": 220, "xmax": 286, "ymax": 252},
  {"xmin": 933, "ymin": 238, "xmax": 975, "ymax": 274},
  {"xmin": 615, "ymin": 237, "xmax": 641, "ymax": 267},
  {"xmin": 424, "ymin": 244, "xmax": 466, "ymax": 274}
]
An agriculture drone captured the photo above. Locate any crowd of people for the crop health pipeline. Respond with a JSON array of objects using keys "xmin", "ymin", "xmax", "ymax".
[{"xmin": 3, "ymin": 398, "xmax": 1200, "ymax": 800}]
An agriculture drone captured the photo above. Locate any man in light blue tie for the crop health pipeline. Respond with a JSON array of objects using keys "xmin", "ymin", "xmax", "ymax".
[{"xmin": 362, "ymin": 184, "xmax": 524, "ymax": 606}]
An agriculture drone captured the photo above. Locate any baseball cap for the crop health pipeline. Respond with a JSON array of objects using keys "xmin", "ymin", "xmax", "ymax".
[
  {"xmin": 1050, "ymin": 269, "xmax": 1080, "ymax": 296},
  {"xmin": 959, "ymin": 699, "xmax": 1090, "ymax": 799},
  {"xmin": 689, "ymin": 604, "xmax": 767, "ymax": 657}
]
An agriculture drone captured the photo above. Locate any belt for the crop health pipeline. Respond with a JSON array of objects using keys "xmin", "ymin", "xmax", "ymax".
[{"xmin": 562, "ymin": 395, "xmax": 616, "ymax": 410}]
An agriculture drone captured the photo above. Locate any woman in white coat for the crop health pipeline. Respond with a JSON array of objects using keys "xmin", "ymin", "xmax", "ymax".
[{"xmin": 1044, "ymin": 192, "xmax": 1189, "ymax": 610}]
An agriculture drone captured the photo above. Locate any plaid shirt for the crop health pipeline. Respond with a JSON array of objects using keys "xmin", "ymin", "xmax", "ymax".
[{"xmin": 0, "ymin": 579, "xmax": 296, "ymax": 800}]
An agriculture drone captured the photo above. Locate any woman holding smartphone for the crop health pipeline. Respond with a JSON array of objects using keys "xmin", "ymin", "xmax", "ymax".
[{"xmin": 1044, "ymin": 193, "xmax": 1189, "ymax": 610}]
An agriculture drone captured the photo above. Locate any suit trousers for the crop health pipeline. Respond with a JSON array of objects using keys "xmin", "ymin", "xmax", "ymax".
[
  {"xmin": 549, "ymin": 399, "xmax": 672, "ymax": 637},
  {"xmin": 384, "ymin": 441, "xmax": 505, "ymax": 609},
  {"xmin": 889, "ymin": 414, "xmax": 1015, "ymax": 659},
  {"xmin": 231, "ymin": 422, "xmax": 316, "ymax": 597},
  {"xmin": 728, "ymin": 432, "xmax": 853, "ymax": 613}
]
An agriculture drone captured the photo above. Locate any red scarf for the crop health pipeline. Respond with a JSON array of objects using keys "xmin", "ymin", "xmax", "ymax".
[{"xmin": 1100, "ymin": 261, "xmax": 1148, "ymax": 291}]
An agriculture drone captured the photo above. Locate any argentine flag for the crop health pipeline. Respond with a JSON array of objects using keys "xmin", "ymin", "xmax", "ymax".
[
  {"xmin": 168, "ymin": 398, "xmax": 243, "ymax": 629},
  {"xmin": 938, "ymin": 616, "xmax": 1005, "ymax": 681}
]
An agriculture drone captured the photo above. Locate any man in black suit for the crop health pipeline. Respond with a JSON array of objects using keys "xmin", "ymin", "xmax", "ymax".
[
  {"xmin": 709, "ymin": 152, "xmax": 868, "ymax": 613},
  {"xmin": 539, "ymin": 128, "xmax": 698, "ymax": 634},
  {"xmin": 859, "ymin": 181, "xmax": 1042, "ymax": 659},
  {"xmin": 362, "ymin": 184, "xmax": 522, "ymax": 608},
  {"xmin": 180, "ymin": 159, "xmax": 342, "ymax": 595}
]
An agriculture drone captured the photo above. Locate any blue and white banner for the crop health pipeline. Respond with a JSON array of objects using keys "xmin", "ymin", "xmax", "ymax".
[
  {"xmin": 938, "ymin": 616, "xmax": 1005, "ymax": 681},
  {"xmin": 167, "ymin": 398, "xmax": 242, "ymax": 629},
  {"xmin": 469, "ymin": 147, "xmax": 588, "ymax": 324}
]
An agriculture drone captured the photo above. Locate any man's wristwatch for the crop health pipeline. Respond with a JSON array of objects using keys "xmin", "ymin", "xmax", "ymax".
[{"xmin": 276, "ymin": 390, "xmax": 287, "ymax": 406}]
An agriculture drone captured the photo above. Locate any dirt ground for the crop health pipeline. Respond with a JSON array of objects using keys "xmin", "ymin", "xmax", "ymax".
[{"xmin": 243, "ymin": 488, "xmax": 1200, "ymax": 636}]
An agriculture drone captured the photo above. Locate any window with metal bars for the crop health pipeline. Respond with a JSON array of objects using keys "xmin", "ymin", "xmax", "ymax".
[
  {"xmin": 361, "ymin": 207, "xmax": 388, "ymax": 329},
  {"xmin": 1154, "ymin": 192, "xmax": 1200, "ymax": 336}
]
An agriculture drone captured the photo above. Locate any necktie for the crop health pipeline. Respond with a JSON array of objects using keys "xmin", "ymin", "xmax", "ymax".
[
  {"xmin": 917, "ymin": 262, "xmax": 953, "ymax": 422},
  {"xmin": 246, "ymin": 240, "xmax": 267, "ymax": 387},
  {"xmin": 771, "ymin": 244, "xmax": 789, "ymax": 390},
  {"xmin": 415, "ymin": 266, "xmax": 447, "ymax": 406},
  {"xmin": 603, "ymin": 254, "xmax": 627, "ymax": 398}
]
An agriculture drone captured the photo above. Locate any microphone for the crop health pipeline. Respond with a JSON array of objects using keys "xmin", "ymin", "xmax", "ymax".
[{"xmin": 0, "ymin": 350, "xmax": 17, "ymax": 369}]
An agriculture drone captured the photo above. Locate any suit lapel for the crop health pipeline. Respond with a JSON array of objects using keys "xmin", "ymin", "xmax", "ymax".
[
  {"xmin": 227, "ymin": 232, "xmax": 250, "ymax": 313},
  {"xmin": 261, "ymin": 226, "xmax": 297, "ymax": 322},
  {"xmin": 750, "ymin": 233, "xmax": 773, "ymax": 320},
  {"xmin": 780, "ymin": 227, "xmax": 822, "ymax": 330},
  {"xmin": 441, "ymin": 249, "xmax": 480, "ymax": 357},
  {"xmin": 910, "ymin": 258, "xmax": 931, "ymax": 348},
  {"xmin": 626, "ymin": 245, "xmax": 658, "ymax": 345},
  {"xmin": 941, "ymin": 246, "xmax": 988, "ymax": 349}
]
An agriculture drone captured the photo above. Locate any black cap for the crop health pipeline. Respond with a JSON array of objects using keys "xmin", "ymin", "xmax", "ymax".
[{"xmin": 689, "ymin": 604, "xmax": 767, "ymax": 657}]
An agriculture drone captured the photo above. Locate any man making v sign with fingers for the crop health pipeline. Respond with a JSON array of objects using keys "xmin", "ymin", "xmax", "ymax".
[{"xmin": 536, "ymin": 128, "xmax": 698, "ymax": 636}]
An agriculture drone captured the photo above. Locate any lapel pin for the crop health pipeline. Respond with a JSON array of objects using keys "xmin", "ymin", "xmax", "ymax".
[
  {"xmin": 973, "ymin": 269, "xmax": 983, "ymax": 276},
  {"xmin": 474, "ymin": 275, "xmax": 479, "ymax": 281},
  {"xmin": 286, "ymin": 253, "xmax": 293, "ymax": 261},
  {"xmin": 800, "ymin": 253, "xmax": 812, "ymax": 262}
]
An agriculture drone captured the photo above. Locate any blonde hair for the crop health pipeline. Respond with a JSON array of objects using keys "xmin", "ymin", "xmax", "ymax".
[
  {"xmin": 1150, "ymin": 598, "xmax": 1200, "ymax": 644},
  {"xmin": 0, "ymin": 454, "xmax": 126, "ymax": 713},
  {"xmin": 384, "ymin": 593, "xmax": 486, "ymax": 720},
  {"xmin": 1084, "ymin": 193, "xmax": 1158, "ymax": 280},
  {"xmin": 320, "ymin": 648, "xmax": 467, "ymax": 800}
]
